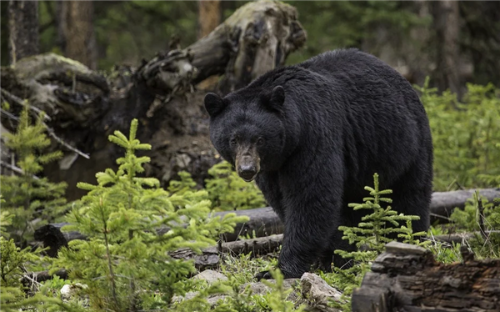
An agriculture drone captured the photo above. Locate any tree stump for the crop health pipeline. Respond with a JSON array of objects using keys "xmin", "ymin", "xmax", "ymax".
[{"xmin": 352, "ymin": 242, "xmax": 500, "ymax": 312}]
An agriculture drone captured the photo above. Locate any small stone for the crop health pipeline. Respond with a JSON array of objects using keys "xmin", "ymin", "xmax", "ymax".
[
  {"xmin": 300, "ymin": 273, "xmax": 343, "ymax": 312},
  {"xmin": 192, "ymin": 270, "xmax": 228, "ymax": 284},
  {"xmin": 60, "ymin": 283, "xmax": 88, "ymax": 300},
  {"xmin": 241, "ymin": 279, "xmax": 299, "ymax": 301}
]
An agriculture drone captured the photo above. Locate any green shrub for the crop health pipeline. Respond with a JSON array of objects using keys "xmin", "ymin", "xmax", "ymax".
[
  {"xmin": 0, "ymin": 237, "xmax": 76, "ymax": 312},
  {"xmin": 205, "ymin": 161, "xmax": 267, "ymax": 211},
  {"xmin": 418, "ymin": 80, "xmax": 500, "ymax": 190},
  {"xmin": 450, "ymin": 191, "xmax": 500, "ymax": 258}
]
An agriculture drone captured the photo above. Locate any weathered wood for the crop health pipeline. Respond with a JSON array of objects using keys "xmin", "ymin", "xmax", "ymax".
[
  {"xmin": 8, "ymin": 0, "xmax": 39, "ymax": 63},
  {"xmin": 430, "ymin": 188, "xmax": 500, "ymax": 220},
  {"xmin": 352, "ymin": 241, "xmax": 500, "ymax": 312}
]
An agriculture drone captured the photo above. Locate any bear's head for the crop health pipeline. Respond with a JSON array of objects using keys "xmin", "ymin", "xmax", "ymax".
[{"xmin": 204, "ymin": 86, "xmax": 287, "ymax": 182}]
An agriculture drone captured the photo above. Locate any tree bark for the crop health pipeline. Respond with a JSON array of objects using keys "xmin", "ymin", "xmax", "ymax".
[
  {"xmin": 8, "ymin": 0, "xmax": 39, "ymax": 64},
  {"xmin": 352, "ymin": 242, "xmax": 500, "ymax": 312},
  {"xmin": 60, "ymin": 1, "xmax": 97, "ymax": 69},
  {"xmin": 431, "ymin": 0, "xmax": 462, "ymax": 98},
  {"xmin": 198, "ymin": 0, "xmax": 221, "ymax": 39},
  {"xmin": 197, "ymin": 0, "xmax": 222, "ymax": 90},
  {"xmin": 459, "ymin": 1, "xmax": 500, "ymax": 86}
]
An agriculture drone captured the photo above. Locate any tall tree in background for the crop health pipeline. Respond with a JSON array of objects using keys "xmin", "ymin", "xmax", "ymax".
[
  {"xmin": 197, "ymin": 0, "xmax": 221, "ymax": 89},
  {"xmin": 431, "ymin": 0, "xmax": 461, "ymax": 98},
  {"xmin": 59, "ymin": 1, "xmax": 97, "ymax": 69},
  {"xmin": 198, "ymin": 0, "xmax": 221, "ymax": 39},
  {"xmin": 8, "ymin": 0, "xmax": 39, "ymax": 64},
  {"xmin": 459, "ymin": 1, "xmax": 500, "ymax": 86}
]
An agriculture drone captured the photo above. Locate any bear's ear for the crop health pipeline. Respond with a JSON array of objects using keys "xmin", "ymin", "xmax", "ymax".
[
  {"xmin": 262, "ymin": 86, "xmax": 285, "ymax": 113},
  {"xmin": 204, "ymin": 92, "xmax": 226, "ymax": 117}
]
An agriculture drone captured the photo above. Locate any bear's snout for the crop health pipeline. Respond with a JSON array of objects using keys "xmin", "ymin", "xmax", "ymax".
[
  {"xmin": 235, "ymin": 144, "xmax": 260, "ymax": 182},
  {"xmin": 238, "ymin": 163, "xmax": 258, "ymax": 182},
  {"xmin": 236, "ymin": 154, "xmax": 259, "ymax": 182}
]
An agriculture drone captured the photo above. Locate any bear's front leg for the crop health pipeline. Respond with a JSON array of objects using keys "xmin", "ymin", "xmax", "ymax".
[{"xmin": 279, "ymin": 199, "xmax": 339, "ymax": 278}]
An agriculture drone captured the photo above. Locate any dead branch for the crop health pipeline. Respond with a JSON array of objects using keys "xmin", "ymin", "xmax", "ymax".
[{"xmin": 0, "ymin": 160, "xmax": 40, "ymax": 180}]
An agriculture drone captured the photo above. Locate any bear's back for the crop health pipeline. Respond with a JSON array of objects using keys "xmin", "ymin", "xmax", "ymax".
[{"xmin": 298, "ymin": 49, "xmax": 412, "ymax": 91}]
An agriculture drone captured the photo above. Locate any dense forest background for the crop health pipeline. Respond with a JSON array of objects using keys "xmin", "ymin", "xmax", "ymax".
[
  {"xmin": 1, "ymin": 2, "xmax": 500, "ymax": 311},
  {"xmin": 2, "ymin": 1, "xmax": 500, "ymax": 96}
]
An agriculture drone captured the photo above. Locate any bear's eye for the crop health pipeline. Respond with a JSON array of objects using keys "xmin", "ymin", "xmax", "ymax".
[
  {"xmin": 230, "ymin": 138, "xmax": 237, "ymax": 146},
  {"xmin": 257, "ymin": 137, "xmax": 265, "ymax": 146}
]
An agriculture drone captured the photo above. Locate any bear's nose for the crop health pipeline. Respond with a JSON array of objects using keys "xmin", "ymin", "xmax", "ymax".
[{"xmin": 238, "ymin": 164, "xmax": 257, "ymax": 182}]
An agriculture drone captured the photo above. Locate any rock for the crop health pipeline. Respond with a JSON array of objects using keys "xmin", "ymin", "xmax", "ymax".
[
  {"xmin": 172, "ymin": 270, "xmax": 229, "ymax": 305},
  {"xmin": 192, "ymin": 270, "xmax": 228, "ymax": 284},
  {"xmin": 300, "ymin": 273, "xmax": 343, "ymax": 312},
  {"xmin": 172, "ymin": 291, "xmax": 228, "ymax": 306},
  {"xmin": 60, "ymin": 283, "xmax": 88, "ymax": 300},
  {"xmin": 60, "ymin": 282, "xmax": 89, "ymax": 307},
  {"xmin": 242, "ymin": 281, "xmax": 271, "ymax": 295},
  {"xmin": 241, "ymin": 279, "xmax": 300, "ymax": 301}
]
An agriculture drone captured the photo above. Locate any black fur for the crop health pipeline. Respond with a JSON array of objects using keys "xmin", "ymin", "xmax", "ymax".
[{"xmin": 205, "ymin": 49, "xmax": 433, "ymax": 278}]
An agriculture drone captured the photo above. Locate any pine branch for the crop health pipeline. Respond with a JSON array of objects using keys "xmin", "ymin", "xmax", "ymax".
[{"xmin": 40, "ymin": 120, "xmax": 90, "ymax": 159}]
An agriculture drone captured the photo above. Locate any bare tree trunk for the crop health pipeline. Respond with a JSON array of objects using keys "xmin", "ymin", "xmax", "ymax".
[
  {"xmin": 432, "ymin": 0, "xmax": 462, "ymax": 98},
  {"xmin": 198, "ymin": 0, "xmax": 221, "ymax": 39},
  {"xmin": 459, "ymin": 1, "xmax": 500, "ymax": 86},
  {"xmin": 61, "ymin": 1, "xmax": 97, "ymax": 69},
  {"xmin": 8, "ymin": 0, "xmax": 39, "ymax": 64},
  {"xmin": 406, "ymin": 0, "xmax": 431, "ymax": 86},
  {"xmin": 197, "ymin": 0, "xmax": 222, "ymax": 90}
]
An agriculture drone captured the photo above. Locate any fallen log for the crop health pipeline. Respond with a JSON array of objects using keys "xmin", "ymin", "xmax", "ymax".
[
  {"xmin": 34, "ymin": 188, "xmax": 500, "ymax": 256},
  {"xmin": 21, "ymin": 269, "xmax": 68, "ymax": 289},
  {"xmin": 170, "ymin": 234, "xmax": 284, "ymax": 270},
  {"xmin": 34, "ymin": 206, "xmax": 283, "ymax": 256},
  {"xmin": 351, "ymin": 242, "xmax": 500, "ymax": 312},
  {"xmin": 430, "ymin": 187, "xmax": 500, "ymax": 220}
]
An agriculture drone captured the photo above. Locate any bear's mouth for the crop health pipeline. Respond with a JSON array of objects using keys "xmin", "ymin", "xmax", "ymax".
[{"xmin": 238, "ymin": 170, "xmax": 258, "ymax": 182}]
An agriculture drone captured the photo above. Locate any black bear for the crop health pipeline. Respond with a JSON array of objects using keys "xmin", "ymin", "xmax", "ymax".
[{"xmin": 204, "ymin": 49, "xmax": 433, "ymax": 279}]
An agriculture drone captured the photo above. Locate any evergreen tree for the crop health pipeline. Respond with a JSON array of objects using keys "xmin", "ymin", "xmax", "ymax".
[
  {"xmin": 205, "ymin": 161, "xmax": 266, "ymax": 211},
  {"xmin": 53, "ymin": 119, "xmax": 247, "ymax": 311},
  {"xmin": 336, "ymin": 173, "xmax": 421, "ymax": 256},
  {"xmin": 0, "ymin": 103, "xmax": 67, "ymax": 246},
  {"xmin": 329, "ymin": 173, "xmax": 425, "ymax": 310}
]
